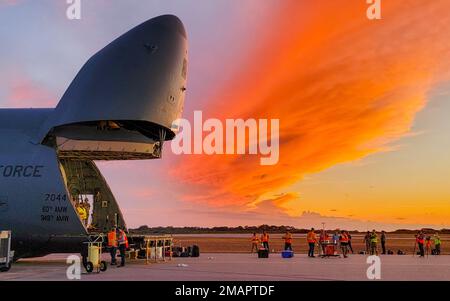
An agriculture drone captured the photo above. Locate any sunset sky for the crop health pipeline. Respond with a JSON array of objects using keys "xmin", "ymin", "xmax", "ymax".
[{"xmin": 1, "ymin": 0, "xmax": 450, "ymax": 231}]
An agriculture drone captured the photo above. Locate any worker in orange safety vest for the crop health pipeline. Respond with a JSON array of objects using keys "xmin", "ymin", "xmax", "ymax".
[
  {"xmin": 307, "ymin": 228, "xmax": 317, "ymax": 258},
  {"xmin": 339, "ymin": 231, "xmax": 349, "ymax": 258},
  {"xmin": 282, "ymin": 231, "xmax": 293, "ymax": 251},
  {"xmin": 107, "ymin": 227, "xmax": 118, "ymax": 265},
  {"xmin": 416, "ymin": 231, "xmax": 425, "ymax": 257},
  {"xmin": 251, "ymin": 233, "xmax": 260, "ymax": 253},
  {"xmin": 425, "ymin": 235, "xmax": 432, "ymax": 257},
  {"xmin": 261, "ymin": 231, "xmax": 270, "ymax": 251}
]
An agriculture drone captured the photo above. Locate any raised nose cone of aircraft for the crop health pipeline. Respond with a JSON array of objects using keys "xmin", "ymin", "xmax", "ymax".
[
  {"xmin": 146, "ymin": 14, "xmax": 187, "ymax": 38},
  {"xmin": 39, "ymin": 14, "xmax": 189, "ymax": 143}
]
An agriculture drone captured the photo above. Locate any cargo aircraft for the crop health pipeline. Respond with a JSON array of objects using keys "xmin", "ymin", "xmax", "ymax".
[{"xmin": 0, "ymin": 15, "xmax": 188, "ymax": 259}]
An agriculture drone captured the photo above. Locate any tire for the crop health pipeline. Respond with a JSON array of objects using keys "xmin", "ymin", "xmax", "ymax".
[
  {"xmin": 85, "ymin": 262, "xmax": 94, "ymax": 273},
  {"xmin": 100, "ymin": 261, "xmax": 107, "ymax": 272},
  {"xmin": 0, "ymin": 263, "xmax": 11, "ymax": 273},
  {"xmin": 192, "ymin": 245, "xmax": 200, "ymax": 257}
]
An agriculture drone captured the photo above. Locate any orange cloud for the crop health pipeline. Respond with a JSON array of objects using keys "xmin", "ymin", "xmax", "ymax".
[{"xmin": 171, "ymin": 0, "xmax": 450, "ymax": 215}]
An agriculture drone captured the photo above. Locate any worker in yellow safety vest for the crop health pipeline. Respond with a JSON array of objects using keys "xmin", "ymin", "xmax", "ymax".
[
  {"xmin": 370, "ymin": 230, "xmax": 378, "ymax": 255},
  {"xmin": 117, "ymin": 228, "xmax": 128, "ymax": 267},
  {"xmin": 433, "ymin": 233, "xmax": 442, "ymax": 255},
  {"xmin": 107, "ymin": 227, "xmax": 118, "ymax": 265},
  {"xmin": 251, "ymin": 233, "xmax": 260, "ymax": 253},
  {"xmin": 76, "ymin": 200, "xmax": 87, "ymax": 224}
]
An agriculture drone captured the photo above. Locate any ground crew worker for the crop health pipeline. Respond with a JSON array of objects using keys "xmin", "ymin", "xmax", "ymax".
[
  {"xmin": 364, "ymin": 231, "xmax": 371, "ymax": 254},
  {"xmin": 282, "ymin": 231, "xmax": 293, "ymax": 251},
  {"xmin": 108, "ymin": 227, "xmax": 118, "ymax": 265},
  {"xmin": 74, "ymin": 198, "xmax": 80, "ymax": 211},
  {"xmin": 425, "ymin": 236, "xmax": 432, "ymax": 256},
  {"xmin": 319, "ymin": 230, "xmax": 329, "ymax": 255},
  {"xmin": 381, "ymin": 231, "xmax": 387, "ymax": 255},
  {"xmin": 251, "ymin": 233, "xmax": 259, "ymax": 253},
  {"xmin": 117, "ymin": 228, "xmax": 128, "ymax": 267},
  {"xmin": 95, "ymin": 191, "xmax": 102, "ymax": 202},
  {"xmin": 433, "ymin": 233, "xmax": 442, "ymax": 255},
  {"xmin": 261, "ymin": 231, "xmax": 270, "ymax": 251},
  {"xmin": 346, "ymin": 231, "xmax": 353, "ymax": 254},
  {"xmin": 332, "ymin": 231, "xmax": 340, "ymax": 247},
  {"xmin": 370, "ymin": 230, "xmax": 378, "ymax": 255},
  {"xmin": 82, "ymin": 198, "xmax": 91, "ymax": 226},
  {"xmin": 339, "ymin": 231, "xmax": 349, "ymax": 258},
  {"xmin": 416, "ymin": 231, "xmax": 425, "ymax": 257},
  {"xmin": 307, "ymin": 228, "xmax": 317, "ymax": 258},
  {"xmin": 76, "ymin": 200, "xmax": 87, "ymax": 225}
]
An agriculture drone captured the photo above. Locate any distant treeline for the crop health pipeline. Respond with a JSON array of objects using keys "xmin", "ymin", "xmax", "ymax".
[{"xmin": 129, "ymin": 225, "xmax": 450, "ymax": 235}]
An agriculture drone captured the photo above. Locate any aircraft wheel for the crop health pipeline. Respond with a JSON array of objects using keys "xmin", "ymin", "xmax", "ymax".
[
  {"xmin": 85, "ymin": 262, "xmax": 94, "ymax": 273},
  {"xmin": 0, "ymin": 263, "xmax": 11, "ymax": 272},
  {"xmin": 100, "ymin": 261, "xmax": 107, "ymax": 272}
]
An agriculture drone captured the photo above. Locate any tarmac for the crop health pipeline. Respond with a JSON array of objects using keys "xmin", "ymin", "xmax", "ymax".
[{"xmin": 1, "ymin": 253, "xmax": 450, "ymax": 281}]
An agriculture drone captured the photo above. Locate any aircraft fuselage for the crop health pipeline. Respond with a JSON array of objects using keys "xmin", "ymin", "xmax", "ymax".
[
  {"xmin": 0, "ymin": 110, "xmax": 86, "ymax": 257},
  {"xmin": 0, "ymin": 15, "xmax": 188, "ymax": 259}
]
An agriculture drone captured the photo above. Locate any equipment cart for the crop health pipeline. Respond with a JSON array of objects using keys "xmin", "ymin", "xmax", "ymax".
[
  {"xmin": 84, "ymin": 234, "xmax": 107, "ymax": 273},
  {"xmin": 0, "ymin": 231, "xmax": 14, "ymax": 272},
  {"xmin": 319, "ymin": 240, "xmax": 340, "ymax": 258}
]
